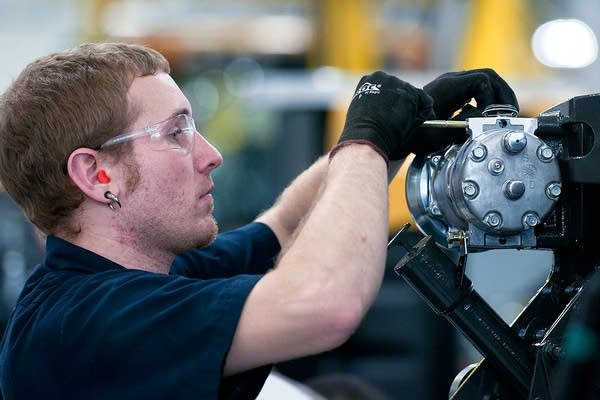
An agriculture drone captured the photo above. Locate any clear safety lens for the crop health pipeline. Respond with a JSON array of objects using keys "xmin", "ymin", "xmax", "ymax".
[{"xmin": 150, "ymin": 114, "xmax": 196, "ymax": 153}]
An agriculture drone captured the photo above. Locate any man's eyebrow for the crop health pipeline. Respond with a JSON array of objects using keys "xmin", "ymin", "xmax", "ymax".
[{"xmin": 168, "ymin": 108, "xmax": 191, "ymax": 119}]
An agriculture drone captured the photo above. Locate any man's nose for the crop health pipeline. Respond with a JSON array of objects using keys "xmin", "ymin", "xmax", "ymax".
[{"xmin": 193, "ymin": 133, "xmax": 223, "ymax": 171}]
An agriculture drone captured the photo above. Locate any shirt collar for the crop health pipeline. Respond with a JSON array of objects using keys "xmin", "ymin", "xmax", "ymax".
[{"xmin": 44, "ymin": 235, "xmax": 126, "ymax": 274}]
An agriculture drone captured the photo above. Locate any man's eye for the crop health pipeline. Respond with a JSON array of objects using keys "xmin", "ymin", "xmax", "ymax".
[{"xmin": 166, "ymin": 127, "xmax": 185, "ymax": 143}]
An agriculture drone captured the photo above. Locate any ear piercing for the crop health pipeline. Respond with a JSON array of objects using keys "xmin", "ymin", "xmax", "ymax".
[
  {"xmin": 99, "ymin": 171, "xmax": 119, "ymax": 211},
  {"xmin": 104, "ymin": 191, "xmax": 121, "ymax": 211}
]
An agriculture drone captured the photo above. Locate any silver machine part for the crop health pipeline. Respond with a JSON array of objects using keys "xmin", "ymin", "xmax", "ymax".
[{"xmin": 406, "ymin": 114, "xmax": 561, "ymax": 249}]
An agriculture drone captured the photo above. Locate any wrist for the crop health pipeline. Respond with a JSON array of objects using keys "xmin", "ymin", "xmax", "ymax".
[{"xmin": 329, "ymin": 140, "xmax": 389, "ymax": 167}]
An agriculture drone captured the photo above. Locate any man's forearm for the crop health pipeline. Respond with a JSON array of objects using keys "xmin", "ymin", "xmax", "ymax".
[
  {"xmin": 278, "ymin": 145, "xmax": 389, "ymax": 307},
  {"xmin": 225, "ymin": 144, "xmax": 389, "ymax": 373},
  {"xmin": 255, "ymin": 155, "xmax": 328, "ymax": 247}
]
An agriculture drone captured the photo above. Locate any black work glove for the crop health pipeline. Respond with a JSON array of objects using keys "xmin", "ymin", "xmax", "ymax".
[
  {"xmin": 423, "ymin": 68, "xmax": 519, "ymax": 120},
  {"xmin": 331, "ymin": 71, "xmax": 434, "ymax": 163},
  {"xmin": 406, "ymin": 68, "xmax": 519, "ymax": 155}
]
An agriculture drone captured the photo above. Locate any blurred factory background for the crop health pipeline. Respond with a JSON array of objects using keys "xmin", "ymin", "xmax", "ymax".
[{"xmin": 1, "ymin": 0, "xmax": 600, "ymax": 399}]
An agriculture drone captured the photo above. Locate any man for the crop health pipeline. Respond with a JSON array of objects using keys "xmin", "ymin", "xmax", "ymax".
[{"xmin": 0, "ymin": 42, "xmax": 517, "ymax": 399}]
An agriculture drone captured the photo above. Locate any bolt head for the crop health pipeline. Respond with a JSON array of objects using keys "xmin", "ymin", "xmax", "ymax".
[
  {"xmin": 463, "ymin": 182, "xmax": 479, "ymax": 198},
  {"xmin": 488, "ymin": 159, "xmax": 505, "ymax": 175},
  {"xmin": 504, "ymin": 180, "xmax": 526, "ymax": 200},
  {"xmin": 540, "ymin": 146, "xmax": 554, "ymax": 161},
  {"xmin": 523, "ymin": 213, "xmax": 540, "ymax": 227},
  {"xmin": 546, "ymin": 183, "xmax": 562, "ymax": 199},
  {"xmin": 471, "ymin": 146, "xmax": 487, "ymax": 161},
  {"xmin": 484, "ymin": 212, "xmax": 502, "ymax": 228}
]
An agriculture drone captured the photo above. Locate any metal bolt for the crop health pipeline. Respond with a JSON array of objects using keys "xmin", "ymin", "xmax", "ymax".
[
  {"xmin": 430, "ymin": 155, "xmax": 441, "ymax": 167},
  {"xmin": 430, "ymin": 204, "xmax": 442, "ymax": 216},
  {"xmin": 504, "ymin": 180, "xmax": 526, "ymax": 200},
  {"xmin": 488, "ymin": 158, "xmax": 505, "ymax": 175},
  {"xmin": 546, "ymin": 182, "xmax": 562, "ymax": 199},
  {"xmin": 471, "ymin": 145, "xmax": 487, "ymax": 161},
  {"xmin": 503, "ymin": 130, "xmax": 527, "ymax": 153},
  {"xmin": 462, "ymin": 181, "xmax": 479, "ymax": 199},
  {"xmin": 538, "ymin": 146, "xmax": 554, "ymax": 162},
  {"xmin": 484, "ymin": 212, "xmax": 502, "ymax": 228},
  {"xmin": 523, "ymin": 212, "xmax": 540, "ymax": 228}
]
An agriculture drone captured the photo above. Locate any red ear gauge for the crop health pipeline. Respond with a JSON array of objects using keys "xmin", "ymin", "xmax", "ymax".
[{"xmin": 97, "ymin": 170, "xmax": 111, "ymax": 184}]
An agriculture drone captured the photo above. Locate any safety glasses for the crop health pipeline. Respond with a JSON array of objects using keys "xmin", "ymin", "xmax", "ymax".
[{"xmin": 99, "ymin": 114, "xmax": 198, "ymax": 154}]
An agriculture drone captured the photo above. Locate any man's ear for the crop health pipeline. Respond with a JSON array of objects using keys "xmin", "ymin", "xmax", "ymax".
[{"xmin": 67, "ymin": 148, "xmax": 111, "ymax": 204}]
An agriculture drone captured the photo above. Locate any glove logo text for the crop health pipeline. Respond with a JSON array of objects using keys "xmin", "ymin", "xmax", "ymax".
[{"xmin": 353, "ymin": 82, "xmax": 381, "ymax": 99}]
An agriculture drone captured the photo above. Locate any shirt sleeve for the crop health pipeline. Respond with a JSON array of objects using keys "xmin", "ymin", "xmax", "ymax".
[{"xmin": 170, "ymin": 222, "xmax": 281, "ymax": 279}]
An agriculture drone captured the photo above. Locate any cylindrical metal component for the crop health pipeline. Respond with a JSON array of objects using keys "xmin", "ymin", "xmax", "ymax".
[
  {"xmin": 406, "ymin": 115, "xmax": 561, "ymax": 248},
  {"xmin": 503, "ymin": 130, "xmax": 527, "ymax": 153},
  {"xmin": 420, "ymin": 120, "xmax": 469, "ymax": 129},
  {"xmin": 392, "ymin": 231, "xmax": 532, "ymax": 396},
  {"xmin": 503, "ymin": 180, "xmax": 526, "ymax": 200}
]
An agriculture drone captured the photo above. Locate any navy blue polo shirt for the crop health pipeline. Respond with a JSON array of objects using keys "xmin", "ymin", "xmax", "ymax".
[{"xmin": 0, "ymin": 222, "xmax": 280, "ymax": 400}]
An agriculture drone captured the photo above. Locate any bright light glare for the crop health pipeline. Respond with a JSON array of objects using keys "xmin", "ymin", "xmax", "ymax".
[{"xmin": 532, "ymin": 19, "xmax": 598, "ymax": 68}]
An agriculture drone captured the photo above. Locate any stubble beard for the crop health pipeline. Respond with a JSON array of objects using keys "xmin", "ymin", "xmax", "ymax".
[
  {"xmin": 195, "ymin": 214, "xmax": 219, "ymax": 248},
  {"xmin": 168, "ymin": 214, "xmax": 218, "ymax": 255}
]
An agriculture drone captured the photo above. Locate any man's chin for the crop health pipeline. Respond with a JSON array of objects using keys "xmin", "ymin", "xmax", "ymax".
[
  {"xmin": 194, "ymin": 217, "xmax": 219, "ymax": 249},
  {"xmin": 172, "ymin": 218, "xmax": 218, "ymax": 254}
]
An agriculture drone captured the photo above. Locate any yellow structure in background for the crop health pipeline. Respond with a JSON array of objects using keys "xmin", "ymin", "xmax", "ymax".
[
  {"xmin": 316, "ymin": 0, "xmax": 417, "ymax": 232},
  {"xmin": 311, "ymin": 0, "xmax": 381, "ymax": 72},
  {"xmin": 315, "ymin": 0, "xmax": 380, "ymax": 149},
  {"xmin": 317, "ymin": 0, "xmax": 378, "ymax": 154},
  {"xmin": 457, "ymin": 0, "xmax": 542, "ymax": 77}
]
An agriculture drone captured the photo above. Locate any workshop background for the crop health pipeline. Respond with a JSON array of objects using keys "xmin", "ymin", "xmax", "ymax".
[{"xmin": 1, "ymin": 1, "xmax": 599, "ymax": 399}]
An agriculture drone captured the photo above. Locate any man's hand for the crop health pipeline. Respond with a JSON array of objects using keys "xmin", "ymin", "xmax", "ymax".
[
  {"xmin": 331, "ymin": 71, "xmax": 434, "ymax": 162},
  {"xmin": 406, "ymin": 68, "xmax": 519, "ymax": 155},
  {"xmin": 423, "ymin": 68, "xmax": 519, "ymax": 120}
]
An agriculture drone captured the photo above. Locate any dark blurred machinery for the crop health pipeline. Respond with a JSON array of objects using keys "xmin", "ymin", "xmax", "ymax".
[{"xmin": 390, "ymin": 94, "xmax": 600, "ymax": 399}]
